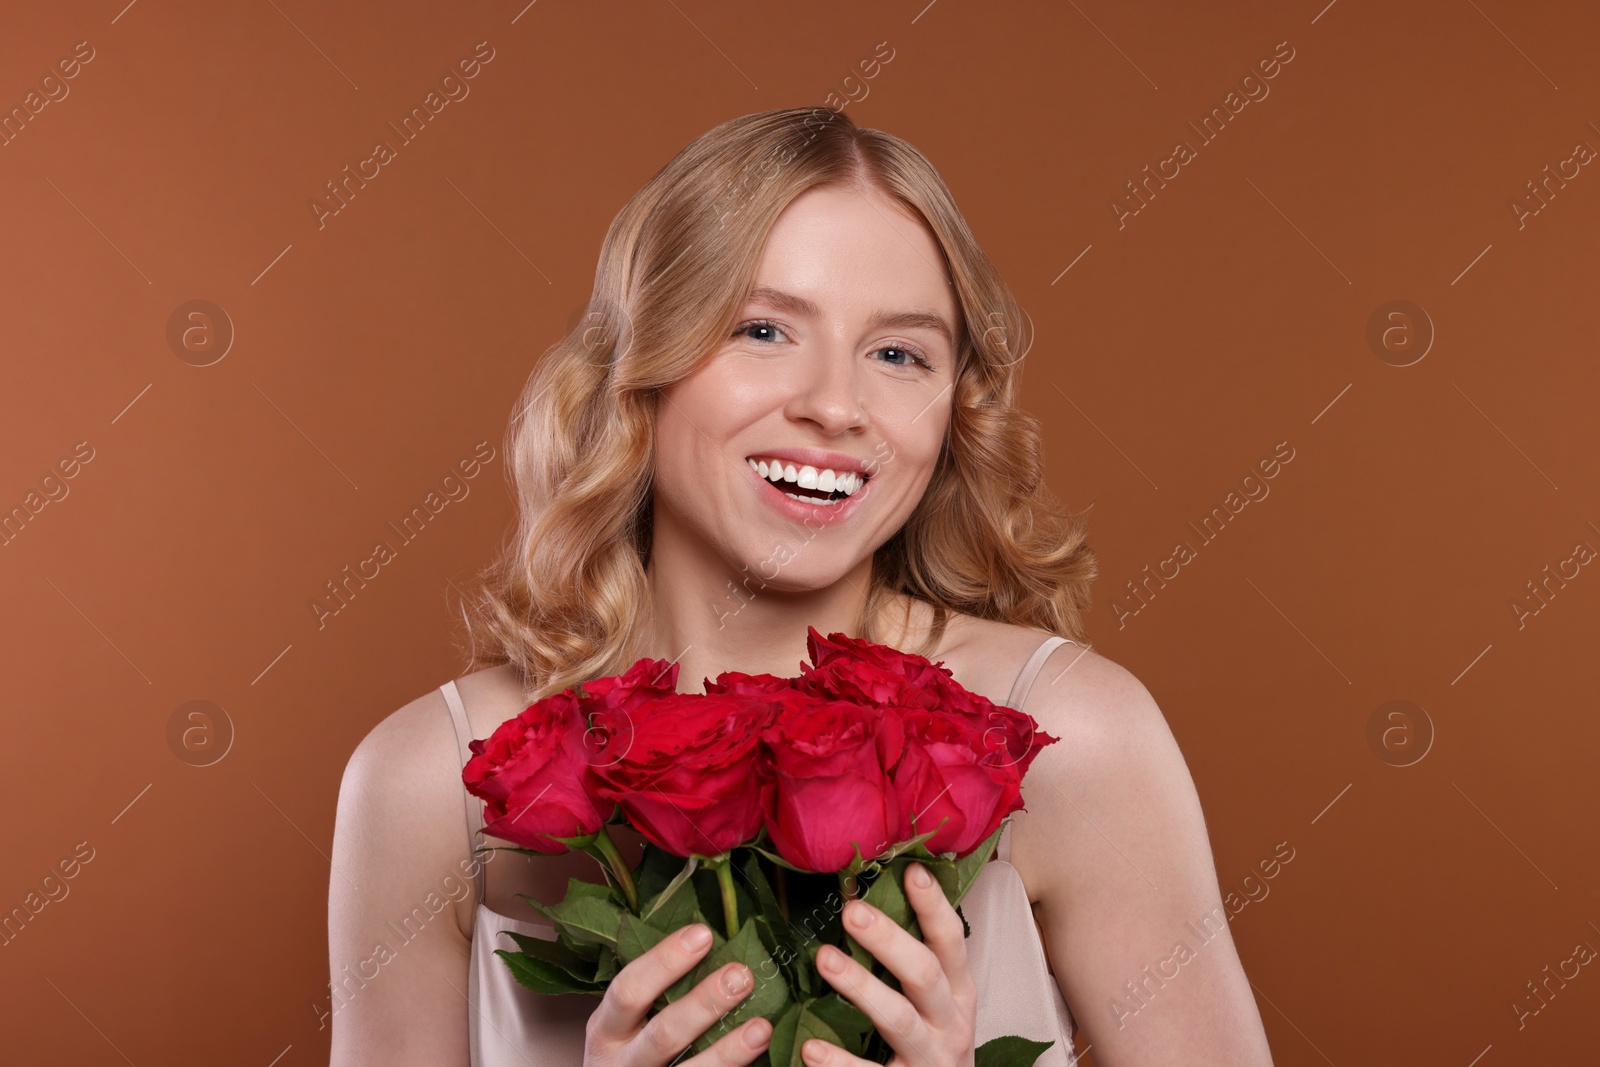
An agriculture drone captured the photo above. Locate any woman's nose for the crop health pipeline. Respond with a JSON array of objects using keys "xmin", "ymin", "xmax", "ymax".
[{"xmin": 783, "ymin": 343, "xmax": 868, "ymax": 434}]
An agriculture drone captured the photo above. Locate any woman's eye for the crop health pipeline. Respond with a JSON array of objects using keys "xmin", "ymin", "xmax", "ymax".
[
  {"xmin": 737, "ymin": 320, "xmax": 789, "ymax": 344},
  {"xmin": 875, "ymin": 345, "xmax": 933, "ymax": 371}
]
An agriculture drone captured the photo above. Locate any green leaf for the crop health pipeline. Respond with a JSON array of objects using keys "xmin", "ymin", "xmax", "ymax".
[
  {"xmin": 766, "ymin": 1001, "xmax": 805, "ymax": 1067},
  {"xmin": 563, "ymin": 876, "xmax": 624, "ymax": 904},
  {"xmin": 740, "ymin": 849, "xmax": 787, "ymax": 931},
  {"xmin": 593, "ymin": 944, "xmax": 620, "ymax": 983},
  {"xmin": 862, "ymin": 858, "xmax": 916, "ymax": 934},
  {"xmin": 754, "ymin": 915, "xmax": 813, "ymax": 997},
  {"xmin": 748, "ymin": 843, "xmax": 814, "ymax": 873},
  {"xmin": 634, "ymin": 840, "xmax": 689, "ymax": 901},
  {"xmin": 648, "ymin": 874, "xmax": 708, "ymax": 933},
  {"xmin": 905, "ymin": 811, "xmax": 951, "ymax": 845},
  {"xmin": 556, "ymin": 923, "xmax": 597, "ymax": 959},
  {"xmin": 520, "ymin": 878, "xmax": 626, "ymax": 950},
  {"xmin": 849, "ymin": 825, "xmax": 943, "ymax": 877},
  {"xmin": 641, "ymin": 854, "xmax": 699, "ymax": 924},
  {"xmin": 742, "ymin": 851, "xmax": 813, "ymax": 996},
  {"xmin": 921, "ymin": 855, "xmax": 961, "ymax": 901},
  {"xmin": 840, "ymin": 840, "xmax": 871, "ymax": 880},
  {"xmin": 806, "ymin": 994, "xmax": 871, "ymax": 1056},
  {"xmin": 547, "ymin": 829, "xmax": 602, "ymax": 850},
  {"xmin": 493, "ymin": 947, "xmax": 602, "ymax": 996},
  {"xmin": 684, "ymin": 919, "xmax": 794, "ymax": 1054},
  {"xmin": 502, "ymin": 929, "xmax": 599, "ymax": 983},
  {"xmin": 765, "ymin": 999, "xmax": 847, "ymax": 1067},
  {"xmin": 473, "ymin": 843, "xmax": 552, "ymax": 860},
  {"xmin": 615, "ymin": 912, "xmax": 671, "ymax": 967},
  {"xmin": 974, "ymin": 1035, "xmax": 1055, "ymax": 1067},
  {"xmin": 948, "ymin": 823, "xmax": 1006, "ymax": 908}
]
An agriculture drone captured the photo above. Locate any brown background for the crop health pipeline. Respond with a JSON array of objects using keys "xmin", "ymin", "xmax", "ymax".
[{"xmin": 2, "ymin": 0, "xmax": 1596, "ymax": 1063}]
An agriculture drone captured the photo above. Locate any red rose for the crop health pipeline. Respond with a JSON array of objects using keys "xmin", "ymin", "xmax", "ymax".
[
  {"xmin": 798, "ymin": 627, "xmax": 954, "ymax": 711},
  {"xmin": 703, "ymin": 670, "xmax": 795, "ymax": 700},
  {"xmin": 586, "ymin": 691, "xmax": 774, "ymax": 857},
  {"xmin": 580, "ymin": 656, "xmax": 681, "ymax": 715},
  {"xmin": 800, "ymin": 626, "xmax": 1060, "ymax": 855},
  {"xmin": 809, "ymin": 625, "xmax": 1059, "ymax": 774},
  {"xmin": 891, "ymin": 710, "xmax": 983, "ymax": 853},
  {"xmin": 974, "ymin": 699, "xmax": 1058, "ymax": 781},
  {"xmin": 463, "ymin": 688, "xmax": 609, "ymax": 853},
  {"xmin": 892, "ymin": 705, "xmax": 1056, "ymax": 854},
  {"xmin": 758, "ymin": 693, "xmax": 906, "ymax": 872}
]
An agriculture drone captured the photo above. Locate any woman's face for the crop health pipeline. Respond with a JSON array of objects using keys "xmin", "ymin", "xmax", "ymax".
[{"xmin": 652, "ymin": 182, "xmax": 959, "ymax": 594}]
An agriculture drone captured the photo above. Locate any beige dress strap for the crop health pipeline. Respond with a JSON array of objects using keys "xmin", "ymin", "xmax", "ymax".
[
  {"xmin": 1004, "ymin": 634, "xmax": 1074, "ymax": 712},
  {"xmin": 440, "ymin": 679, "xmax": 487, "ymax": 907},
  {"xmin": 997, "ymin": 635, "xmax": 1073, "ymax": 863},
  {"xmin": 965, "ymin": 628, "xmax": 1082, "ymax": 1063}
]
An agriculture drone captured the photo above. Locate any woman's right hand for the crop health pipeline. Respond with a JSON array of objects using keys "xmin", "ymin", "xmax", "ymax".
[{"xmin": 585, "ymin": 922, "xmax": 772, "ymax": 1067}]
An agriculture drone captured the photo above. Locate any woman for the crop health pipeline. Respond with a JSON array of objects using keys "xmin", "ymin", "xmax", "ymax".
[{"xmin": 328, "ymin": 107, "xmax": 1275, "ymax": 1067}]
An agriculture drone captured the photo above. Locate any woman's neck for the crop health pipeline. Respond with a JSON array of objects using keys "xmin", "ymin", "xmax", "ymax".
[{"xmin": 640, "ymin": 545, "xmax": 917, "ymax": 693}]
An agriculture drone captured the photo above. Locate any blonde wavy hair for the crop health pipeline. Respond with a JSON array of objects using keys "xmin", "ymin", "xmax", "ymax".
[{"xmin": 459, "ymin": 106, "xmax": 1096, "ymax": 699}]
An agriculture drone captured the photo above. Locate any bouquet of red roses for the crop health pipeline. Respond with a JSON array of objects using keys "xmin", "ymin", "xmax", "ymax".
[{"xmin": 462, "ymin": 626, "xmax": 1059, "ymax": 1067}]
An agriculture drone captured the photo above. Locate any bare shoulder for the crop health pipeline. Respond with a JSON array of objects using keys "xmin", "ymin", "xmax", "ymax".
[
  {"xmin": 331, "ymin": 673, "xmax": 524, "ymax": 1061},
  {"xmin": 333, "ymin": 679, "xmax": 479, "ymax": 943},
  {"xmin": 452, "ymin": 662, "xmax": 536, "ymax": 738},
  {"xmin": 1031, "ymin": 650, "xmax": 1195, "ymax": 877},
  {"xmin": 945, "ymin": 616, "xmax": 1198, "ymax": 891},
  {"xmin": 960, "ymin": 625, "xmax": 1273, "ymax": 1060},
  {"xmin": 333, "ymin": 664, "xmax": 529, "ymax": 936},
  {"xmin": 937, "ymin": 613, "xmax": 1143, "ymax": 717}
]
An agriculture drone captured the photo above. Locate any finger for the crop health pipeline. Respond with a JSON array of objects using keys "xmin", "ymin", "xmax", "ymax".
[
  {"xmin": 800, "ymin": 1036, "xmax": 879, "ymax": 1067},
  {"xmin": 589, "ymin": 922, "xmax": 716, "ymax": 1042},
  {"xmin": 902, "ymin": 861, "xmax": 976, "ymax": 1001},
  {"xmin": 685, "ymin": 1014, "xmax": 773, "ymax": 1067},
  {"xmin": 634, "ymin": 959, "xmax": 759, "ymax": 1067},
  {"xmin": 838, "ymin": 895, "xmax": 958, "ymax": 1026},
  {"xmin": 814, "ymin": 934, "xmax": 941, "ymax": 1061}
]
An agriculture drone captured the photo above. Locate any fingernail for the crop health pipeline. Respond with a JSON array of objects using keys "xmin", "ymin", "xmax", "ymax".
[
  {"xmin": 847, "ymin": 900, "xmax": 876, "ymax": 928},
  {"xmin": 742, "ymin": 1017, "xmax": 772, "ymax": 1049},
  {"xmin": 804, "ymin": 1039, "xmax": 832, "ymax": 1064},
  {"xmin": 910, "ymin": 862, "xmax": 932, "ymax": 888},
  {"xmin": 723, "ymin": 964, "xmax": 751, "ymax": 995},
  {"xmin": 681, "ymin": 924, "xmax": 711, "ymax": 950},
  {"xmin": 818, "ymin": 946, "xmax": 845, "ymax": 974}
]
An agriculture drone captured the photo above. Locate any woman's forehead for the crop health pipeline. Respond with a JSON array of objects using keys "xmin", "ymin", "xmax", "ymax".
[{"xmin": 746, "ymin": 186, "xmax": 956, "ymax": 323}]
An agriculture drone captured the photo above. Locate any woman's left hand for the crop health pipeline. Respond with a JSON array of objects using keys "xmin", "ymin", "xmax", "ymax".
[{"xmin": 802, "ymin": 861, "xmax": 978, "ymax": 1067}]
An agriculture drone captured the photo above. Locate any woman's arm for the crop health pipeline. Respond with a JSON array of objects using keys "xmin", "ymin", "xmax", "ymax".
[
  {"xmin": 1016, "ymin": 647, "xmax": 1275, "ymax": 1066},
  {"xmin": 328, "ymin": 689, "xmax": 476, "ymax": 1066}
]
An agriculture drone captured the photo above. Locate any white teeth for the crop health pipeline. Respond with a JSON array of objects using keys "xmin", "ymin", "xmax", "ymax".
[{"xmin": 746, "ymin": 457, "xmax": 867, "ymax": 498}]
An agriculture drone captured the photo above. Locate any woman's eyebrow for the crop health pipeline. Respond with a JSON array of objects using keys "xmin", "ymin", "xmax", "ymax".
[{"xmin": 746, "ymin": 285, "xmax": 955, "ymax": 348}]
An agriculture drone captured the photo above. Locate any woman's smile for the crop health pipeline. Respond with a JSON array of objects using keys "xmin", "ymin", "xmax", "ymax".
[{"xmin": 743, "ymin": 453, "xmax": 875, "ymax": 527}]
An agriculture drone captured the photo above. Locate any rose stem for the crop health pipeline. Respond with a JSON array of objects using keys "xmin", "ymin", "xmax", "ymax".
[
  {"xmin": 774, "ymin": 862, "xmax": 790, "ymax": 922},
  {"xmin": 590, "ymin": 828, "xmax": 638, "ymax": 913},
  {"xmin": 715, "ymin": 857, "xmax": 740, "ymax": 938}
]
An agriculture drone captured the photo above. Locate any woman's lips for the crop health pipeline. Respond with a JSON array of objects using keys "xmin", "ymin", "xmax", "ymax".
[{"xmin": 747, "ymin": 461, "xmax": 869, "ymax": 526}]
